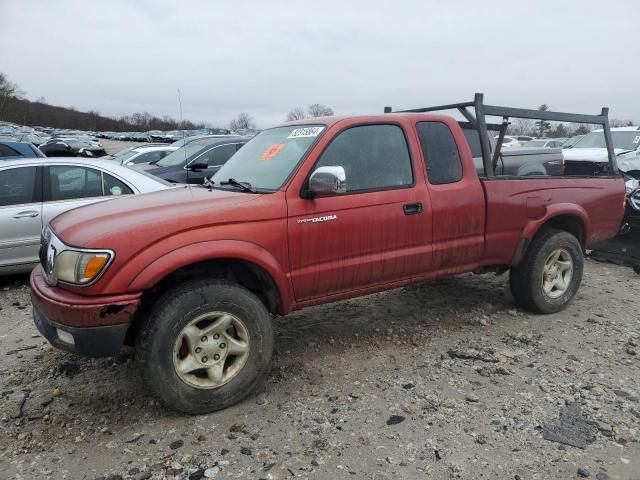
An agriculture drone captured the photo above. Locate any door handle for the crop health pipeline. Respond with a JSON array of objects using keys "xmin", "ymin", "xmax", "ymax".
[
  {"xmin": 403, "ymin": 202, "xmax": 423, "ymax": 215},
  {"xmin": 13, "ymin": 210, "xmax": 39, "ymax": 219}
]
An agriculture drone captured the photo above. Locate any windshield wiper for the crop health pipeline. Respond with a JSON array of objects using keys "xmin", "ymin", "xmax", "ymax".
[{"xmin": 219, "ymin": 178, "xmax": 256, "ymax": 193}]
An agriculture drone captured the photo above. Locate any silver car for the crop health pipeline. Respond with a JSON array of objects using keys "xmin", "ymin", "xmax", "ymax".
[{"xmin": 0, "ymin": 158, "xmax": 174, "ymax": 275}]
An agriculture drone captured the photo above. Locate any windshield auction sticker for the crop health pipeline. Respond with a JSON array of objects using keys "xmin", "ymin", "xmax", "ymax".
[
  {"xmin": 287, "ymin": 126, "xmax": 325, "ymax": 139},
  {"xmin": 260, "ymin": 143, "xmax": 284, "ymax": 161}
]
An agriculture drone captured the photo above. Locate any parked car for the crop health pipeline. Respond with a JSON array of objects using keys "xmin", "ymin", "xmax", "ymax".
[
  {"xmin": 40, "ymin": 139, "xmax": 107, "ymax": 157},
  {"xmin": 30, "ymin": 96, "xmax": 624, "ymax": 413},
  {"xmin": 170, "ymin": 133, "xmax": 242, "ymax": 149},
  {"xmin": 0, "ymin": 140, "xmax": 46, "ymax": 160},
  {"xmin": 131, "ymin": 132, "xmax": 149, "ymax": 142},
  {"xmin": 562, "ymin": 135, "xmax": 585, "ymax": 148},
  {"xmin": 162, "ymin": 130, "xmax": 189, "ymax": 143},
  {"xmin": 5, "ymin": 132, "xmax": 50, "ymax": 146},
  {"xmin": 141, "ymin": 138, "xmax": 248, "ymax": 183},
  {"xmin": 515, "ymin": 135, "xmax": 535, "ymax": 143},
  {"xmin": 463, "ymin": 129, "xmax": 564, "ymax": 176},
  {"xmin": 521, "ymin": 139, "xmax": 565, "ymax": 148},
  {"xmin": 147, "ymin": 131, "xmax": 164, "ymax": 142},
  {"xmin": 0, "ymin": 158, "xmax": 174, "ymax": 275},
  {"xmin": 623, "ymin": 174, "xmax": 640, "ymax": 232},
  {"xmin": 563, "ymin": 127, "xmax": 640, "ymax": 175},
  {"xmin": 495, "ymin": 135, "xmax": 520, "ymax": 148},
  {"xmin": 106, "ymin": 145, "xmax": 178, "ymax": 166}
]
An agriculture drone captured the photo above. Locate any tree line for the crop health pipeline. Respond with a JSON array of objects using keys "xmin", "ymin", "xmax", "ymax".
[
  {"xmin": 507, "ymin": 104, "xmax": 635, "ymax": 138},
  {"xmin": 4, "ymin": 72, "xmax": 634, "ymax": 136},
  {"xmin": 0, "ymin": 72, "xmax": 220, "ymax": 132},
  {"xmin": 1, "ymin": 72, "xmax": 339, "ymax": 133}
]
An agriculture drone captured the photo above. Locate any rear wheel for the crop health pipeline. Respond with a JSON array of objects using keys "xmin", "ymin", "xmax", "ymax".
[
  {"xmin": 136, "ymin": 279, "xmax": 273, "ymax": 414},
  {"xmin": 509, "ymin": 228, "xmax": 583, "ymax": 313}
]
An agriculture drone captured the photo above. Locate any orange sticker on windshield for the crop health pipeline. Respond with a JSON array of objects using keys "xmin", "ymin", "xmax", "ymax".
[{"xmin": 260, "ymin": 143, "xmax": 284, "ymax": 161}]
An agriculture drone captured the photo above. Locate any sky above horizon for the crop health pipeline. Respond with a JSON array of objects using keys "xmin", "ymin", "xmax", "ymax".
[{"xmin": 1, "ymin": 0, "xmax": 637, "ymax": 128}]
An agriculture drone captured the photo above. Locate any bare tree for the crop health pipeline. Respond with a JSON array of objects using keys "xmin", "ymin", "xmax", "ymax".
[
  {"xmin": 0, "ymin": 70, "xmax": 214, "ymax": 132},
  {"xmin": 609, "ymin": 118, "xmax": 635, "ymax": 128},
  {"xmin": 307, "ymin": 103, "xmax": 334, "ymax": 117},
  {"xmin": 229, "ymin": 112, "xmax": 256, "ymax": 131},
  {"xmin": 0, "ymin": 72, "xmax": 25, "ymax": 116},
  {"xmin": 508, "ymin": 118, "xmax": 535, "ymax": 136},
  {"xmin": 286, "ymin": 107, "xmax": 306, "ymax": 122},
  {"xmin": 573, "ymin": 124, "xmax": 593, "ymax": 136}
]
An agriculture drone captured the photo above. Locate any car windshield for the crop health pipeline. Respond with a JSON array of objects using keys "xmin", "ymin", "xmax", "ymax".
[
  {"xmin": 573, "ymin": 131, "xmax": 640, "ymax": 151},
  {"xmin": 211, "ymin": 125, "xmax": 325, "ymax": 191},
  {"xmin": 117, "ymin": 150, "xmax": 139, "ymax": 163},
  {"xmin": 155, "ymin": 143, "xmax": 208, "ymax": 167},
  {"xmin": 522, "ymin": 140, "xmax": 547, "ymax": 147},
  {"xmin": 112, "ymin": 146, "xmax": 136, "ymax": 158}
]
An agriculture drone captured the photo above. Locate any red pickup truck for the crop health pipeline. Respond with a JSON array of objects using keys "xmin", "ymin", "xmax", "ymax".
[{"xmin": 30, "ymin": 95, "xmax": 625, "ymax": 413}]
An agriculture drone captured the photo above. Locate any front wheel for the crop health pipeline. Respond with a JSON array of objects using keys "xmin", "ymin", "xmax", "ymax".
[
  {"xmin": 509, "ymin": 228, "xmax": 583, "ymax": 313},
  {"xmin": 136, "ymin": 279, "xmax": 273, "ymax": 414}
]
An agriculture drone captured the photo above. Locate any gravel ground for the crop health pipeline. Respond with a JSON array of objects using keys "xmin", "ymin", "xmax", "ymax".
[
  {"xmin": 0, "ymin": 260, "xmax": 639, "ymax": 480},
  {"xmin": 101, "ymin": 139, "xmax": 146, "ymax": 155}
]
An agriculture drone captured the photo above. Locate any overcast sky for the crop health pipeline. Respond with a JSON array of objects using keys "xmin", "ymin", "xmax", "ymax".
[{"xmin": 0, "ymin": 0, "xmax": 637, "ymax": 128}]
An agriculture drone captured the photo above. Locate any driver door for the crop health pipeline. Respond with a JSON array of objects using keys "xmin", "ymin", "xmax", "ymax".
[{"xmin": 287, "ymin": 123, "xmax": 433, "ymax": 301}]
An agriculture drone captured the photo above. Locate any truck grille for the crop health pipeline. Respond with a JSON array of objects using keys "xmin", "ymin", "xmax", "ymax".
[{"xmin": 39, "ymin": 233, "xmax": 49, "ymax": 272}]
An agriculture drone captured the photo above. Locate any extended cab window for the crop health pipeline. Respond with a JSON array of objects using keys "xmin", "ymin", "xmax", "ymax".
[
  {"xmin": 314, "ymin": 124, "xmax": 413, "ymax": 192},
  {"xmin": 416, "ymin": 122, "xmax": 463, "ymax": 185},
  {"xmin": 0, "ymin": 167, "xmax": 37, "ymax": 206}
]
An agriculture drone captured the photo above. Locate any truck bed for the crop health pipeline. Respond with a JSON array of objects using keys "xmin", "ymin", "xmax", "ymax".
[{"xmin": 481, "ymin": 176, "xmax": 625, "ymax": 265}]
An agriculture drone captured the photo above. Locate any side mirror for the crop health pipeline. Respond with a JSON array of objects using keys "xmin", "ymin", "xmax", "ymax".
[
  {"xmin": 187, "ymin": 162, "xmax": 208, "ymax": 171},
  {"xmin": 307, "ymin": 166, "xmax": 346, "ymax": 198}
]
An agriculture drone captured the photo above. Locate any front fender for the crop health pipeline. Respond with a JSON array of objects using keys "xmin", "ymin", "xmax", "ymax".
[{"xmin": 127, "ymin": 240, "xmax": 295, "ymax": 313}]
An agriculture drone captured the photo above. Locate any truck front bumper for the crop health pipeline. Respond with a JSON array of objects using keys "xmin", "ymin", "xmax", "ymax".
[{"xmin": 30, "ymin": 266, "xmax": 142, "ymax": 357}]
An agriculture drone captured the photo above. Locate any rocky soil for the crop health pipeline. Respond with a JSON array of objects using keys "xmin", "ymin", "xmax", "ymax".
[{"xmin": 1, "ymin": 260, "xmax": 639, "ymax": 479}]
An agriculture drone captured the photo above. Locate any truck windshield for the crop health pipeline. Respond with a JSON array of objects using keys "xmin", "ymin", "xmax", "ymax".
[
  {"xmin": 211, "ymin": 125, "xmax": 325, "ymax": 191},
  {"xmin": 573, "ymin": 131, "xmax": 640, "ymax": 151}
]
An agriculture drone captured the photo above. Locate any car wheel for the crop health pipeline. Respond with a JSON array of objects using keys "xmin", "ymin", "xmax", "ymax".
[
  {"xmin": 136, "ymin": 279, "xmax": 273, "ymax": 414},
  {"xmin": 509, "ymin": 228, "xmax": 583, "ymax": 313}
]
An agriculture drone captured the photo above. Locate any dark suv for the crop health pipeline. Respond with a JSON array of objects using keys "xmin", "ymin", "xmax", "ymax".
[{"xmin": 141, "ymin": 138, "xmax": 249, "ymax": 183}]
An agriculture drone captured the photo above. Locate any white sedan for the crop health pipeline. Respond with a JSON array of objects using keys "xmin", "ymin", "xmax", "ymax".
[{"xmin": 0, "ymin": 158, "xmax": 174, "ymax": 275}]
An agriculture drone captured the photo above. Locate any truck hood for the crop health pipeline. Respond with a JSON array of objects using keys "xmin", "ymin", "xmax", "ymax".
[
  {"xmin": 50, "ymin": 186, "xmax": 261, "ymax": 248},
  {"xmin": 564, "ymin": 148, "xmax": 640, "ymax": 172}
]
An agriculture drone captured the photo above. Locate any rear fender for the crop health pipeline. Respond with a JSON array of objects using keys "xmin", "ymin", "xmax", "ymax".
[{"xmin": 511, "ymin": 203, "xmax": 590, "ymax": 265}]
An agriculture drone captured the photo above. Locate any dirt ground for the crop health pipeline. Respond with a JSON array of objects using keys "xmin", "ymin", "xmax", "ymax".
[
  {"xmin": 0, "ymin": 259, "xmax": 639, "ymax": 480},
  {"xmin": 101, "ymin": 139, "xmax": 146, "ymax": 155}
]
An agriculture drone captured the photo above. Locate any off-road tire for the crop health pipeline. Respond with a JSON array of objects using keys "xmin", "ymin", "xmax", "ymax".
[
  {"xmin": 509, "ymin": 228, "xmax": 583, "ymax": 313},
  {"xmin": 136, "ymin": 279, "xmax": 273, "ymax": 414}
]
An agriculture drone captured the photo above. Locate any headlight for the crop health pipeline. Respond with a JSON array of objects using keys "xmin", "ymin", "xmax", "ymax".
[
  {"xmin": 624, "ymin": 175, "xmax": 640, "ymax": 195},
  {"xmin": 41, "ymin": 228, "xmax": 113, "ymax": 286},
  {"xmin": 54, "ymin": 250, "xmax": 112, "ymax": 285}
]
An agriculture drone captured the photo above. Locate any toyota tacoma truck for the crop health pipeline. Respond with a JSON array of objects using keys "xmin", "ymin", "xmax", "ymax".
[{"xmin": 30, "ymin": 94, "xmax": 625, "ymax": 413}]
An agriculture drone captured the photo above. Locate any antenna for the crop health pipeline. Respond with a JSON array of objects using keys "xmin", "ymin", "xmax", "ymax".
[{"xmin": 178, "ymin": 89, "xmax": 191, "ymax": 182}]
